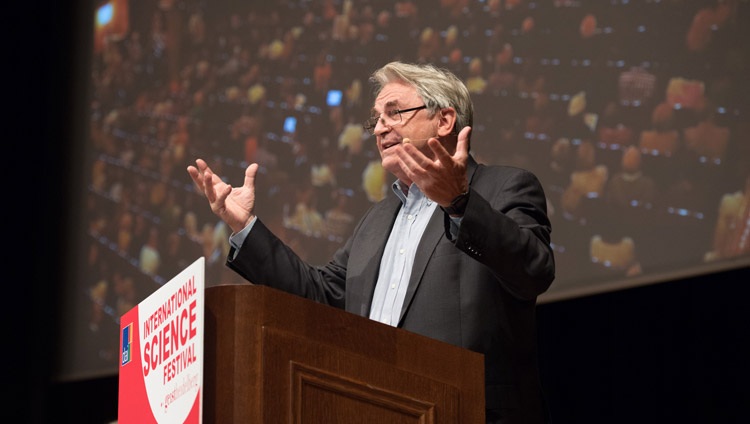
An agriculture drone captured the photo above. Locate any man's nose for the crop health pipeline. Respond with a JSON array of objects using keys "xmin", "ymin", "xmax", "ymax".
[{"xmin": 373, "ymin": 118, "xmax": 391, "ymax": 136}]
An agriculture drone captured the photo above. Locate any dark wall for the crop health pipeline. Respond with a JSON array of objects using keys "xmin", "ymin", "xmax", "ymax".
[
  {"xmin": 538, "ymin": 265, "xmax": 749, "ymax": 424},
  {"xmin": 23, "ymin": 0, "xmax": 88, "ymax": 422}
]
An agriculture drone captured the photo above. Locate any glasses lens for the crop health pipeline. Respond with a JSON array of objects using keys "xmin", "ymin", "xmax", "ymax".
[
  {"xmin": 385, "ymin": 108, "xmax": 401, "ymax": 126},
  {"xmin": 363, "ymin": 108, "xmax": 405, "ymax": 135}
]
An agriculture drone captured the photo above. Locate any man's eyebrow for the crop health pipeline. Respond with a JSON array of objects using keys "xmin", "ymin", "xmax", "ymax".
[{"xmin": 371, "ymin": 100, "xmax": 399, "ymax": 114}]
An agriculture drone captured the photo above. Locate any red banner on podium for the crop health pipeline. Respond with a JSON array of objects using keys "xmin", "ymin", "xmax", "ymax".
[{"xmin": 118, "ymin": 257, "xmax": 205, "ymax": 423}]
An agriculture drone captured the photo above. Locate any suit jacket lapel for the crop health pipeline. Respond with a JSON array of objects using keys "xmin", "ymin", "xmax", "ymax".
[
  {"xmin": 397, "ymin": 206, "xmax": 444, "ymax": 325},
  {"xmin": 397, "ymin": 156, "xmax": 480, "ymax": 325},
  {"xmin": 353, "ymin": 193, "xmax": 402, "ymax": 317}
]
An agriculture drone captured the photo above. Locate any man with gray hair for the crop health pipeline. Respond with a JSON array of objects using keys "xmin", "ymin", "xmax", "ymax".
[{"xmin": 188, "ymin": 61, "xmax": 555, "ymax": 423}]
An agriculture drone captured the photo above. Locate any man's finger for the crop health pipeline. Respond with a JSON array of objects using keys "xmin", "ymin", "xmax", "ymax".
[
  {"xmin": 455, "ymin": 126, "xmax": 472, "ymax": 160},
  {"xmin": 187, "ymin": 166, "xmax": 203, "ymax": 192},
  {"xmin": 428, "ymin": 137, "xmax": 452, "ymax": 164},
  {"xmin": 243, "ymin": 163, "xmax": 259, "ymax": 190},
  {"xmin": 213, "ymin": 181, "xmax": 232, "ymax": 215},
  {"xmin": 203, "ymin": 169, "xmax": 218, "ymax": 203}
]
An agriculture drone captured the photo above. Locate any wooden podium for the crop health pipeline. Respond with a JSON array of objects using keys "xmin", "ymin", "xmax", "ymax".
[{"xmin": 203, "ymin": 284, "xmax": 485, "ymax": 423}]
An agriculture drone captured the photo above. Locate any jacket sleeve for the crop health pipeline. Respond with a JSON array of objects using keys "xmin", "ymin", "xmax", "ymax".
[
  {"xmin": 225, "ymin": 218, "xmax": 350, "ymax": 309},
  {"xmin": 450, "ymin": 166, "xmax": 555, "ymax": 300}
]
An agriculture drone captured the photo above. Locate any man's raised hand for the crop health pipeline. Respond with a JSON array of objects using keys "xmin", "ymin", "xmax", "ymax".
[{"xmin": 187, "ymin": 159, "xmax": 260, "ymax": 233}]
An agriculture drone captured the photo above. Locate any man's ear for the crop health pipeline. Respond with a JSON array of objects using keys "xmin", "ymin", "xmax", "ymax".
[{"xmin": 436, "ymin": 107, "xmax": 457, "ymax": 137}]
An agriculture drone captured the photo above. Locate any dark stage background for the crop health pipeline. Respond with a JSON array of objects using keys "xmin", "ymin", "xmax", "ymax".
[{"xmin": 23, "ymin": 0, "xmax": 750, "ymax": 423}]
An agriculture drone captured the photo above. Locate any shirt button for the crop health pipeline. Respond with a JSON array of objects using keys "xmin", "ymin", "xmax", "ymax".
[
  {"xmin": 407, "ymin": 214, "xmax": 414, "ymax": 221},
  {"xmin": 391, "ymin": 284, "xmax": 396, "ymax": 289},
  {"xmin": 399, "ymin": 248, "xmax": 405, "ymax": 254}
]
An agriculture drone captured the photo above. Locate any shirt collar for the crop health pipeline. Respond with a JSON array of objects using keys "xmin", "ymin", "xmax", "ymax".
[{"xmin": 391, "ymin": 180, "xmax": 424, "ymax": 204}]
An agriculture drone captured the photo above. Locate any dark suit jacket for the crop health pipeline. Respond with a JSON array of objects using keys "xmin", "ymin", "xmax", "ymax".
[{"xmin": 227, "ymin": 156, "xmax": 555, "ymax": 423}]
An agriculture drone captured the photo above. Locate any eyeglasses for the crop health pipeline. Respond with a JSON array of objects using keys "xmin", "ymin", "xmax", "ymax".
[{"xmin": 363, "ymin": 105, "xmax": 427, "ymax": 135}]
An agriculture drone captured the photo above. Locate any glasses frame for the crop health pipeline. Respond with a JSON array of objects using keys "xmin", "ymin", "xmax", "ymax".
[{"xmin": 363, "ymin": 105, "xmax": 427, "ymax": 135}]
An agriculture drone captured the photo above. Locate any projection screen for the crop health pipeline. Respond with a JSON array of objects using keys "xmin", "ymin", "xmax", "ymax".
[{"xmin": 58, "ymin": 0, "xmax": 749, "ymax": 380}]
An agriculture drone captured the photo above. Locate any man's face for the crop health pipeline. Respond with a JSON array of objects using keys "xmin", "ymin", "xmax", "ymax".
[{"xmin": 371, "ymin": 82, "xmax": 438, "ymax": 179}]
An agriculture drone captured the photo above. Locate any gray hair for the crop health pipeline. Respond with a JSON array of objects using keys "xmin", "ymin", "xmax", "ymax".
[{"xmin": 369, "ymin": 61, "xmax": 473, "ymax": 135}]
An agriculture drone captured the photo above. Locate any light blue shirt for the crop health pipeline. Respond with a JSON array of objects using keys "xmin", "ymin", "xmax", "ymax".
[
  {"xmin": 229, "ymin": 218, "xmax": 255, "ymax": 253},
  {"xmin": 369, "ymin": 182, "xmax": 438, "ymax": 326}
]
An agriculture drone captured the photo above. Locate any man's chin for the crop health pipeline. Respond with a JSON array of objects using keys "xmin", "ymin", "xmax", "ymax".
[{"xmin": 380, "ymin": 158, "xmax": 400, "ymax": 175}]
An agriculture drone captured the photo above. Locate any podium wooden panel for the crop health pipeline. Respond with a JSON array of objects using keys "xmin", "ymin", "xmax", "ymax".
[{"xmin": 203, "ymin": 284, "xmax": 484, "ymax": 423}]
